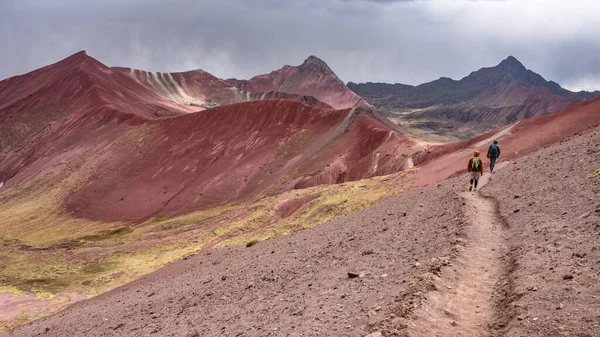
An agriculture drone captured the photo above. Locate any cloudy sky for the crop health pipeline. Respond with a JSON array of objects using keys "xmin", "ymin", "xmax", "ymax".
[{"xmin": 1, "ymin": 0, "xmax": 599, "ymax": 91}]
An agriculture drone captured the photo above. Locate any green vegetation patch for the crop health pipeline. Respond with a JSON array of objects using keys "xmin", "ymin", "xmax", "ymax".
[
  {"xmin": 79, "ymin": 227, "xmax": 134, "ymax": 242},
  {"xmin": 0, "ymin": 148, "xmax": 413, "ymax": 331},
  {"xmin": 152, "ymin": 215, "xmax": 169, "ymax": 222}
]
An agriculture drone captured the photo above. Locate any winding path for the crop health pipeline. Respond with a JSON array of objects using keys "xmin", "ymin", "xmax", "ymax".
[{"xmin": 405, "ymin": 169, "xmax": 509, "ymax": 336}]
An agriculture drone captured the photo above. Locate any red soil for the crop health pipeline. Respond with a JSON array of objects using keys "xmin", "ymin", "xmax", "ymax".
[
  {"xmin": 8, "ymin": 123, "xmax": 600, "ymax": 337},
  {"xmin": 0, "ymin": 51, "xmax": 191, "ymax": 121},
  {"xmin": 274, "ymin": 193, "xmax": 320, "ymax": 219},
  {"xmin": 63, "ymin": 100, "xmax": 416, "ymax": 222},
  {"xmin": 253, "ymin": 91, "xmax": 332, "ymax": 109},
  {"xmin": 0, "ymin": 51, "xmax": 192, "ymax": 185},
  {"xmin": 2, "ymin": 50, "xmax": 597, "ymax": 224},
  {"xmin": 112, "ymin": 67, "xmax": 241, "ymax": 108},
  {"xmin": 411, "ymin": 95, "xmax": 600, "ymax": 186},
  {"xmin": 0, "ymin": 51, "xmax": 415, "ymax": 223},
  {"xmin": 227, "ymin": 56, "xmax": 369, "ymax": 110},
  {"xmin": 64, "ymin": 100, "xmax": 349, "ymax": 221},
  {"xmin": 112, "ymin": 67, "xmax": 333, "ymax": 110},
  {"xmin": 293, "ymin": 112, "xmax": 414, "ymax": 189},
  {"xmin": 8, "ymin": 167, "xmax": 468, "ymax": 337},
  {"xmin": 3, "ymin": 51, "xmax": 600, "ymax": 336}
]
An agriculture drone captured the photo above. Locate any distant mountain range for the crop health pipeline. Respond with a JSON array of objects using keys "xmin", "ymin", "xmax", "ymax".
[{"xmin": 348, "ymin": 56, "xmax": 599, "ymax": 140}]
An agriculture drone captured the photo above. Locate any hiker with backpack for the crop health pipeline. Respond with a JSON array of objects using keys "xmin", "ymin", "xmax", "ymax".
[
  {"xmin": 468, "ymin": 151, "xmax": 484, "ymax": 192},
  {"xmin": 487, "ymin": 140, "xmax": 501, "ymax": 173}
]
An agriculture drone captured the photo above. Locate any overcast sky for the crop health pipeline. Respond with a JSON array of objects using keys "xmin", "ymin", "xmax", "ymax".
[{"xmin": 1, "ymin": 0, "xmax": 599, "ymax": 91}]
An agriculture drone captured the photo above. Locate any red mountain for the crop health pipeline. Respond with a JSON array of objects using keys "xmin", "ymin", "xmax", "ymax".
[
  {"xmin": 6, "ymin": 77, "xmax": 600, "ymax": 337},
  {"xmin": 0, "ymin": 51, "xmax": 193, "ymax": 178},
  {"xmin": 0, "ymin": 51, "xmax": 413, "ymax": 222},
  {"xmin": 2, "ymin": 51, "xmax": 600, "ymax": 333},
  {"xmin": 111, "ymin": 55, "xmax": 368, "ymax": 111},
  {"xmin": 112, "ymin": 66, "xmax": 333, "ymax": 110},
  {"xmin": 227, "ymin": 56, "xmax": 370, "ymax": 110},
  {"xmin": 411, "ymin": 94, "xmax": 600, "ymax": 187}
]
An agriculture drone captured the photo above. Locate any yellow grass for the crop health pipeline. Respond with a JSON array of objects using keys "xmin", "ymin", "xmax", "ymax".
[{"xmin": 0, "ymin": 157, "xmax": 411, "ymax": 330}]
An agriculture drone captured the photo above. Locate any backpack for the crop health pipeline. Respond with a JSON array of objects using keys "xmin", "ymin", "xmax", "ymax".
[
  {"xmin": 471, "ymin": 157, "xmax": 481, "ymax": 170},
  {"xmin": 489, "ymin": 144, "xmax": 499, "ymax": 157}
]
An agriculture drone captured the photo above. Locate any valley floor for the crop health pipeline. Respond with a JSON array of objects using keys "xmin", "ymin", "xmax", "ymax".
[
  {"xmin": 7, "ymin": 126, "xmax": 600, "ymax": 337},
  {"xmin": 385, "ymin": 111, "xmax": 473, "ymax": 144}
]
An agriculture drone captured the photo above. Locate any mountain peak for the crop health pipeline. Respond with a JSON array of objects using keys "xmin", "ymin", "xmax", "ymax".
[
  {"xmin": 300, "ymin": 55, "xmax": 345, "ymax": 86},
  {"xmin": 490, "ymin": 55, "xmax": 555, "ymax": 88},
  {"xmin": 65, "ymin": 50, "xmax": 90, "ymax": 62},
  {"xmin": 54, "ymin": 50, "xmax": 98, "ymax": 69},
  {"xmin": 502, "ymin": 55, "xmax": 522, "ymax": 64},
  {"xmin": 300, "ymin": 55, "xmax": 335, "ymax": 74},
  {"xmin": 496, "ymin": 55, "xmax": 526, "ymax": 73},
  {"xmin": 302, "ymin": 55, "xmax": 327, "ymax": 66}
]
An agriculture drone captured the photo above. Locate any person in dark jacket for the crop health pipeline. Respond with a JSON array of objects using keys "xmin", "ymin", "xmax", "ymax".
[{"xmin": 487, "ymin": 140, "xmax": 500, "ymax": 173}]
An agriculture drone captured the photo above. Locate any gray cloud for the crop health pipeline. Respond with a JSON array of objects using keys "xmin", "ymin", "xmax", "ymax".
[{"xmin": 0, "ymin": 0, "xmax": 599, "ymax": 91}]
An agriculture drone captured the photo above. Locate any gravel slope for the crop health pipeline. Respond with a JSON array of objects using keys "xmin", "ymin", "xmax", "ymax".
[
  {"xmin": 483, "ymin": 126, "xmax": 600, "ymax": 336},
  {"xmin": 10, "ymin": 175, "xmax": 467, "ymax": 337},
  {"xmin": 9, "ymin": 127, "xmax": 599, "ymax": 337}
]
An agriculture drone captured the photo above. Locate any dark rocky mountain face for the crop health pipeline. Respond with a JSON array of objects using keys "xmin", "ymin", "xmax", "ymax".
[{"xmin": 349, "ymin": 56, "xmax": 599, "ymax": 142}]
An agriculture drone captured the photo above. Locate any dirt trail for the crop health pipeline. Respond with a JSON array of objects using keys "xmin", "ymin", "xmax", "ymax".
[{"xmin": 406, "ymin": 170, "xmax": 509, "ymax": 337}]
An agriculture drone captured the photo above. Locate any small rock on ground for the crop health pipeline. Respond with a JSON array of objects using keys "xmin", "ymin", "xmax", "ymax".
[{"xmin": 365, "ymin": 332, "xmax": 383, "ymax": 337}]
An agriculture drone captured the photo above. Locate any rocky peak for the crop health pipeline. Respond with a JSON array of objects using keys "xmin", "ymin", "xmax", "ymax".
[
  {"xmin": 497, "ymin": 56, "xmax": 526, "ymax": 72},
  {"xmin": 492, "ymin": 55, "xmax": 551, "ymax": 88},
  {"xmin": 301, "ymin": 55, "xmax": 331, "ymax": 71},
  {"xmin": 64, "ymin": 50, "xmax": 90, "ymax": 63},
  {"xmin": 495, "ymin": 56, "xmax": 530, "ymax": 80},
  {"xmin": 300, "ymin": 55, "xmax": 345, "ymax": 86},
  {"xmin": 45, "ymin": 50, "xmax": 112, "ymax": 76}
]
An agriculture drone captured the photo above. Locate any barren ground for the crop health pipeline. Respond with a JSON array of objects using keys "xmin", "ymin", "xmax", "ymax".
[
  {"xmin": 8, "ymin": 166, "xmax": 468, "ymax": 336},
  {"xmin": 399, "ymin": 168, "xmax": 509, "ymax": 337},
  {"xmin": 483, "ymin": 126, "xmax": 600, "ymax": 336},
  {"xmin": 7, "ymin": 126, "xmax": 600, "ymax": 337}
]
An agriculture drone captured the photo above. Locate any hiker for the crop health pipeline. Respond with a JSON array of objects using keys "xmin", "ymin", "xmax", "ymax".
[
  {"xmin": 468, "ymin": 151, "xmax": 484, "ymax": 192},
  {"xmin": 487, "ymin": 140, "xmax": 501, "ymax": 173}
]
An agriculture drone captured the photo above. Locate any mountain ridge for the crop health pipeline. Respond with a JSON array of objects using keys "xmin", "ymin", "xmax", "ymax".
[
  {"xmin": 0, "ymin": 51, "xmax": 413, "ymax": 222},
  {"xmin": 349, "ymin": 55, "xmax": 598, "ymax": 101},
  {"xmin": 109, "ymin": 55, "xmax": 363, "ymax": 111},
  {"xmin": 348, "ymin": 55, "xmax": 599, "ymax": 140},
  {"xmin": 226, "ymin": 55, "xmax": 369, "ymax": 110}
]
